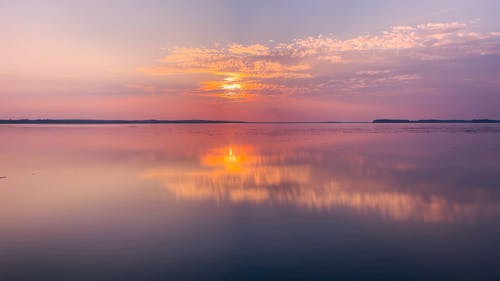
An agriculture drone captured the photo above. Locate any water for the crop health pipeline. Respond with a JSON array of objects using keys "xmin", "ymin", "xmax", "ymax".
[{"xmin": 1, "ymin": 124, "xmax": 500, "ymax": 280}]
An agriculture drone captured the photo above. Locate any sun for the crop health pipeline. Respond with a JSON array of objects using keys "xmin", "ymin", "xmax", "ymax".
[
  {"xmin": 222, "ymin": 83, "xmax": 241, "ymax": 90},
  {"xmin": 208, "ymin": 74, "xmax": 249, "ymax": 99},
  {"xmin": 221, "ymin": 75, "xmax": 243, "ymax": 91}
]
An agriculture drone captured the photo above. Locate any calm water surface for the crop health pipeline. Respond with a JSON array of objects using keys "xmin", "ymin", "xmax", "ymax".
[{"xmin": 1, "ymin": 124, "xmax": 500, "ymax": 280}]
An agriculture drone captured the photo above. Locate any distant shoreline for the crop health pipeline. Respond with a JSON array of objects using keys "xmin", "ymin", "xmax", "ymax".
[
  {"xmin": 0, "ymin": 119, "xmax": 247, "ymax": 124},
  {"xmin": 0, "ymin": 119, "xmax": 366, "ymax": 124},
  {"xmin": 372, "ymin": 119, "xmax": 500, "ymax": 123}
]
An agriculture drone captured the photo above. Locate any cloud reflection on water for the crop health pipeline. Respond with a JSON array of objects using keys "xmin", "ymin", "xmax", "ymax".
[{"xmin": 142, "ymin": 139, "xmax": 500, "ymax": 223}]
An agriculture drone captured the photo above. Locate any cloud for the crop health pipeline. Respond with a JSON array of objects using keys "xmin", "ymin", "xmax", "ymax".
[
  {"xmin": 228, "ymin": 43, "xmax": 270, "ymax": 56},
  {"xmin": 140, "ymin": 21, "xmax": 500, "ymax": 99}
]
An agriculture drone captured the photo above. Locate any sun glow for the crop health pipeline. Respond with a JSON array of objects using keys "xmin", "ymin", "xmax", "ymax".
[
  {"xmin": 221, "ymin": 75, "xmax": 242, "ymax": 91},
  {"xmin": 222, "ymin": 83, "xmax": 242, "ymax": 90},
  {"xmin": 199, "ymin": 74, "xmax": 251, "ymax": 100}
]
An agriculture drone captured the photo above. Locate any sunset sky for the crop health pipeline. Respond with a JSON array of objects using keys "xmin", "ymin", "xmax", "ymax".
[{"xmin": 1, "ymin": 0, "xmax": 500, "ymax": 121}]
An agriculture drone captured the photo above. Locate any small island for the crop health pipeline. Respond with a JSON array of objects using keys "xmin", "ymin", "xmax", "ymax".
[{"xmin": 373, "ymin": 119, "xmax": 500, "ymax": 123}]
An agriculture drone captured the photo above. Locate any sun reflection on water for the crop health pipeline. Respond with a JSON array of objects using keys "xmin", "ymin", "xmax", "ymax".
[{"xmin": 141, "ymin": 144, "xmax": 499, "ymax": 223}]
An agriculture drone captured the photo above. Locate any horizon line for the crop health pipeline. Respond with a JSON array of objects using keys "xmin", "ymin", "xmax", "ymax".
[{"xmin": 1, "ymin": 118, "xmax": 500, "ymax": 124}]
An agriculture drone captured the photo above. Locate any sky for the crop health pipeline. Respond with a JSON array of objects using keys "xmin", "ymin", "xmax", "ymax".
[{"xmin": 1, "ymin": 0, "xmax": 500, "ymax": 121}]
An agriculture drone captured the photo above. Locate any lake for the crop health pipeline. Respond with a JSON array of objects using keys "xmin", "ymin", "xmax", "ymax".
[{"xmin": 1, "ymin": 124, "xmax": 500, "ymax": 280}]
